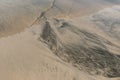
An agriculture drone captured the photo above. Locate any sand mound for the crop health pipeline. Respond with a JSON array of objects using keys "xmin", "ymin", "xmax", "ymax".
[{"xmin": 0, "ymin": 0, "xmax": 120, "ymax": 80}]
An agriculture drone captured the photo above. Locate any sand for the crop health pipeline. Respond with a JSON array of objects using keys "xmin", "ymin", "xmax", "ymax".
[
  {"xmin": 0, "ymin": 23, "xmax": 119, "ymax": 80},
  {"xmin": 0, "ymin": 0, "xmax": 120, "ymax": 80}
]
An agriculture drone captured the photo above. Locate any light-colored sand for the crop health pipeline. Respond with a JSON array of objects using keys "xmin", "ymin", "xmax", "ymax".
[
  {"xmin": 0, "ymin": 24, "xmax": 118, "ymax": 80},
  {"xmin": 0, "ymin": 0, "xmax": 120, "ymax": 80}
]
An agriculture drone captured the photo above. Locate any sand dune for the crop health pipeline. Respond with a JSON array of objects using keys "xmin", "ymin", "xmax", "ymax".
[
  {"xmin": 0, "ymin": 20, "xmax": 119, "ymax": 80},
  {"xmin": 0, "ymin": 0, "xmax": 120, "ymax": 80}
]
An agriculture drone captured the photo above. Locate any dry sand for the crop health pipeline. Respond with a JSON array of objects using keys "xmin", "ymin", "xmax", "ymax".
[
  {"xmin": 0, "ymin": 23, "xmax": 118, "ymax": 80},
  {"xmin": 0, "ymin": 0, "xmax": 120, "ymax": 80}
]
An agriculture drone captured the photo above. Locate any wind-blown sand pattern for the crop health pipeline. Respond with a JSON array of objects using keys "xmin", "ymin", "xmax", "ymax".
[{"xmin": 0, "ymin": 0, "xmax": 120, "ymax": 80}]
